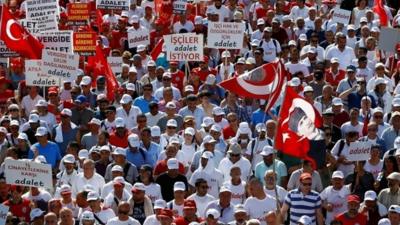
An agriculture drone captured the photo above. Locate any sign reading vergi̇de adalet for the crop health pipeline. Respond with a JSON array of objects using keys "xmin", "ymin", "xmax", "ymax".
[{"xmin": 96, "ymin": 0, "xmax": 129, "ymax": 10}]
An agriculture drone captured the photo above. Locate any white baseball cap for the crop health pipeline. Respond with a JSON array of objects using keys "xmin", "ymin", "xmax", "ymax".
[
  {"xmin": 206, "ymin": 208, "xmax": 220, "ymax": 219},
  {"xmin": 61, "ymin": 108, "xmax": 72, "ymax": 117},
  {"xmin": 210, "ymin": 124, "xmax": 222, "ymax": 132},
  {"xmin": 205, "ymin": 74, "xmax": 216, "ymax": 85},
  {"xmin": 167, "ymin": 158, "xmax": 179, "ymax": 169},
  {"xmin": 87, "ymin": 191, "xmax": 100, "ymax": 201},
  {"xmin": 81, "ymin": 211, "xmax": 95, "ymax": 221},
  {"xmin": 30, "ymin": 208, "xmax": 45, "ymax": 221},
  {"xmin": 35, "ymin": 127, "xmax": 48, "ymax": 137},
  {"xmin": 184, "ymin": 127, "xmax": 195, "ymax": 136},
  {"xmin": 115, "ymin": 117, "xmax": 125, "ymax": 128},
  {"xmin": 166, "ymin": 119, "xmax": 177, "ymax": 127},
  {"xmin": 332, "ymin": 170, "xmax": 344, "ymax": 179},
  {"xmin": 154, "ymin": 199, "xmax": 167, "ymax": 209},
  {"xmin": 17, "ymin": 132, "xmax": 28, "ymax": 141},
  {"xmin": 113, "ymin": 147, "xmax": 127, "ymax": 157},
  {"xmin": 288, "ymin": 77, "xmax": 301, "ymax": 87},
  {"xmin": 260, "ymin": 146, "xmax": 274, "ymax": 156},
  {"xmin": 78, "ymin": 149, "xmax": 89, "ymax": 160},
  {"xmin": 201, "ymin": 117, "xmax": 214, "ymax": 127},
  {"xmin": 128, "ymin": 134, "xmax": 140, "ymax": 147},
  {"xmin": 63, "ymin": 154, "xmax": 76, "ymax": 164},
  {"xmin": 112, "ymin": 165, "xmax": 124, "ymax": 172},
  {"xmin": 364, "ymin": 190, "xmax": 377, "ymax": 201},
  {"xmin": 29, "ymin": 114, "xmax": 40, "ymax": 123},
  {"xmin": 332, "ymin": 97, "xmax": 343, "ymax": 106},
  {"xmin": 35, "ymin": 99, "xmax": 48, "ymax": 107},
  {"xmin": 174, "ymin": 181, "xmax": 186, "ymax": 191},
  {"xmin": 80, "ymin": 76, "xmax": 92, "ymax": 86},
  {"xmin": 212, "ymin": 107, "xmax": 225, "ymax": 116},
  {"xmin": 151, "ymin": 126, "xmax": 161, "ymax": 137},
  {"xmin": 88, "ymin": 118, "xmax": 101, "ymax": 126},
  {"xmin": 120, "ymin": 94, "xmax": 133, "ymax": 104}
]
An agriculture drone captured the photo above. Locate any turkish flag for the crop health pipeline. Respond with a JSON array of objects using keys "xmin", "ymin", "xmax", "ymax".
[
  {"xmin": 275, "ymin": 86, "xmax": 323, "ymax": 168},
  {"xmin": 87, "ymin": 44, "xmax": 119, "ymax": 101},
  {"xmin": 151, "ymin": 38, "xmax": 164, "ymax": 60},
  {"xmin": 373, "ymin": 0, "xmax": 388, "ymax": 27},
  {"xmin": 219, "ymin": 60, "xmax": 287, "ymax": 111},
  {"xmin": 0, "ymin": 5, "xmax": 44, "ymax": 59}
]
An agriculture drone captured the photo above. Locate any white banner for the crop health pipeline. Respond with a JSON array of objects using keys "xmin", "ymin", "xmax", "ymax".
[
  {"xmin": 332, "ymin": 7, "xmax": 352, "ymax": 25},
  {"xmin": 347, "ymin": 141, "xmax": 372, "ymax": 162},
  {"xmin": 173, "ymin": 0, "xmax": 187, "ymax": 13},
  {"xmin": 20, "ymin": 15, "xmax": 58, "ymax": 34},
  {"xmin": 26, "ymin": 0, "xmax": 60, "ymax": 20},
  {"xmin": 164, "ymin": 33, "xmax": 203, "ymax": 61},
  {"xmin": 207, "ymin": 22, "xmax": 244, "ymax": 49},
  {"xmin": 19, "ymin": 19, "xmax": 40, "ymax": 34},
  {"xmin": 0, "ymin": 41, "xmax": 19, "ymax": 57},
  {"xmin": 42, "ymin": 49, "xmax": 79, "ymax": 81},
  {"xmin": 36, "ymin": 31, "xmax": 73, "ymax": 53},
  {"xmin": 5, "ymin": 159, "xmax": 52, "ymax": 188},
  {"xmin": 0, "ymin": 204, "xmax": 9, "ymax": 225},
  {"xmin": 96, "ymin": 0, "xmax": 129, "ymax": 10},
  {"xmin": 378, "ymin": 27, "xmax": 400, "ymax": 53},
  {"xmin": 107, "ymin": 57, "xmax": 123, "ymax": 74},
  {"xmin": 26, "ymin": 60, "xmax": 60, "ymax": 86},
  {"xmin": 128, "ymin": 29, "xmax": 150, "ymax": 48}
]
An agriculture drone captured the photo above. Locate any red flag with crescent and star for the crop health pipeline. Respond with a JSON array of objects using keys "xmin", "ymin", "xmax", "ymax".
[
  {"xmin": 219, "ymin": 60, "xmax": 287, "ymax": 112},
  {"xmin": 0, "ymin": 5, "xmax": 44, "ymax": 59},
  {"xmin": 275, "ymin": 86, "xmax": 323, "ymax": 168},
  {"xmin": 87, "ymin": 44, "xmax": 119, "ymax": 102},
  {"xmin": 373, "ymin": 0, "xmax": 388, "ymax": 27}
]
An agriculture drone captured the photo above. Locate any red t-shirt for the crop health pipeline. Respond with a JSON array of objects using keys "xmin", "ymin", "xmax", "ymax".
[
  {"xmin": 171, "ymin": 70, "xmax": 185, "ymax": 93},
  {"xmin": 223, "ymin": 126, "xmax": 236, "ymax": 140},
  {"xmin": 4, "ymin": 198, "xmax": 31, "ymax": 222},
  {"xmin": 325, "ymin": 69, "xmax": 346, "ymax": 88},
  {"xmin": 109, "ymin": 30, "xmax": 127, "ymax": 50},
  {"xmin": 191, "ymin": 68, "xmax": 217, "ymax": 82},
  {"xmin": 174, "ymin": 216, "xmax": 203, "ymax": 225},
  {"xmin": 153, "ymin": 159, "xmax": 185, "ymax": 176},
  {"xmin": 335, "ymin": 212, "xmax": 367, "ymax": 225},
  {"xmin": 109, "ymin": 130, "xmax": 130, "ymax": 148}
]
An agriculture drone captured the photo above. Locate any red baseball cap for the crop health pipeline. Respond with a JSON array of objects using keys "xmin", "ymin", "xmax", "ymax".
[
  {"xmin": 299, "ymin": 172, "xmax": 312, "ymax": 181},
  {"xmin": 158, "ymin": 209, "xmax": 174, "ymax": 219},
  {"xmin": 347, "ymin": 195, "xmax": 360, "ymax": 203},
  {"xmin": 183, "ymin": 200, "xmax": 197, "ymax": 209},
  {"xmin": 396, "ymin": 43, "xmax": 400, "ymax": 51}
]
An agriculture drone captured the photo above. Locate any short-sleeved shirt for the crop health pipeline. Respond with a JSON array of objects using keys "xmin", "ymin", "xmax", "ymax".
[
  {"xmin": 29, "ymin": 141, "xmax": 62, "ymax": 168},
  {"xmin": 335, "ymin": 212, "xmax": 367, "ymax": 225},
  {"xmin": 284, "ymin": 189, "xmax": 322, "ymax": 225}
]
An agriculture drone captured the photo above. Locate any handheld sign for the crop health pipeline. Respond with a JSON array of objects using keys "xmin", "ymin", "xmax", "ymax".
[
  {"xmin": 42, "ymin": 49, "xmax": 79, "ymax": 82},
  {"xmin": 0, "ymin": 41, "xmax": 19, "ymax": 57},
  {"xmin": 36, "ymin": 31, "xmax": 73, "ymax": 53},
  {"xmin": 25, "ymin": 0, "xmax": 60, "ymax": 20},
  {"xmin": 173, "ymin": 0, "xmax": 187, "ymax": 14},
  {"xmin": 107, "ymin": 57, "xmax": 123, "ymax": 74},
  {"xmin": 25, "ymin": 60, "xmax": 59, "ymax": 86},
  {"xmin": 5, "ymin": 159, "xmax": 52, "ymax": 188},
  {"xmin": 73, "ymin": 32, "xmax": 96, "ymax": 56},
  {"xmin": 0, "ymin": 204, "xmax": 9, "ymax": 225},
  {"xmin": 67, "ymin": 3, "xmax": 90, "ymax": 26},
  {"xmin": 96, "ymin": 0, "xmax": 129, "ymax": 10},
  {"xmin": 128, "ymin": 29, "xmax": 150, "ymax": 48},
  {"xmin": 378, "ymin": 27, "xmax": 400, "ymax": 53},
  {"xmin": 207, "ymin": 22, "xmax": 244, "ymax": 49},
  {"xmin": 332, "ymin": 7, "xmax": 352, "ymax": 25},
  {"xmin": 347, "ymin": 141, "xmax": 372, "ymax": 162},
  {"xmin": 164, "ymin": 33, "xmax": 204, "ymax": 61}
]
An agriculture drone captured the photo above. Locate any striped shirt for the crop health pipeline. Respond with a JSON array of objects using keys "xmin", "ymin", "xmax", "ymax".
[{"xmin": 284, "ymin": 189, "xmax": 321, "ymax": 225}]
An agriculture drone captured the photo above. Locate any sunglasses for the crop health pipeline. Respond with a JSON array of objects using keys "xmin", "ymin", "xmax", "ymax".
[
  {"xmin": 167, "ymin": 126, "xmax": 176, "ymax": 129},
  {"xmin": 118, "ymin": 211, "xmax": 129, "ymax": 215},
  {"xmin": 230, "ymin": 154, "xmax": 240, "ymax": 157},
  {"xmin": 138, "ymin": 120, "xmax": 146, "ymax": 123},
  {"xmin": 302, "ymin": 182, "xmax": 312, "ymax": 186},
  {"xmin": 9, "ymin": 109, "xmax": 18, "ymax": 112}
]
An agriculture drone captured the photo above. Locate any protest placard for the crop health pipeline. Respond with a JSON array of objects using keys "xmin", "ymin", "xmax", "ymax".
[
  {"xmin": 173, "ymin": 0, "xmax": 187, "ymax": 14},
  {"xmin": 332, "ymin": 7, "xmax": 352, "ymax": 25},
  {"xmin": 25, "ymin": 60, "xmax": 60, "ymax": 86},
  {"xmin": 0, "ymin": 204, "xmax": 9, "ymax": 225},
  {"xmin": 378, "ymin": 27, "xmax": 400, "ymax": 53},
  {"xmin": 128, "ymin": 29, "xmax": 150, "ymax": 48},
  {"xmin": 96, "ymin": 0, "xmax": 129, "ymax": 10},
  {"xmin": 347, "ymin": 141, "xmax": 372, "ymax": 162},
  {"xmin": 5, "ymin": 158, "xmax": 52, "ymax": 188},
  {"xmin": 19, "ymin": 19, "xmax": 40, "ymax": 34},
  {"xmin": 36, "ymin": 31, "xmax": 73, "ymax": 53},
  {"xmin": 164, "ymin": 33, "xmax": 203, "ymax": 61},
  {"xmin": 0, "ymin": 41, "xmax": 19, "ymax": 57},
  {"xmin": 26, "ymin": 0, "xmax": 59, "ymax": 20},
  {"xmin": 67, "ymin": 3, "xmax": 90, "ymax": 26},
  {"xmin": 42, "ymin": 49, "xmax": 79, "ymax": 81},
  {"xmin": 107, "ymin": 57, "xmax": 123, "ymax": 74},
  {"xmin": 207, "ymin": 22, "xmax": 244, "ymax": 49},
  {"xmin": 73, "ymin": 32, "xmax": 96, "ymax": 56}
]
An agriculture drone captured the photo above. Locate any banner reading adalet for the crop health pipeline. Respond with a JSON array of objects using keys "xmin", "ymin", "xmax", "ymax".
[
  {"xmin": 107, "ymin": 57, "xmax": 123, "ymax": 74},
  {"xmin": 96, "ymin": 0, "xmax": 129, "ymax": 10},
  {"xmin": 25, "ymin": 60, "xmax": 59, "ymax": 86},
  {"xmin": 332, "ymin": 7, "xmax": 352, "ymax": 25},
  {"xmin": 164, "ymin": 33, "xmax": 203, "ymax": 61},
  {"xmin": 128, "ymin": 29, "xmax": 150, "ymax": 48},
  {"xmin": 5, "ymin": 159, "xmax": 52, "ymax": 188},
  {"xmin": 346, "ymin": 141, "xmax": 372, "ymax": 162},
  {"xmin": 42, "ymin": 49, "xmax": 79, "ymax": 82},
  {"xmin": 207, "ymin": 22, "xmax": 244, "ymax": 49}
]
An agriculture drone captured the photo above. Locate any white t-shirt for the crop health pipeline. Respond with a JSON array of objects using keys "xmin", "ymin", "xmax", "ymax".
[
  {"xmin": 364, "ymin": 160, "xmax": 384, "ymax": 180},
  {"xmin": 260, "ymin": 39, "xmax": 281, "ymax": 62},
  {"xmin": 207, "ymin": 5, "xmax": 230, "ymax": 22},
  {"xmin": 71, "ymin": 173, "xmax": 106, "ymax": 197},
  {"xmin": 289, "ymin": 6, "xmax": 309, "ymax": 20},
  {"xmin": 264, "ymin": 186, "xmax": 287, "ymax": 204},
  {"xmin": 218, "ymin": 157, "xmax": 252, "ymax": 182},
  {"xmin": 143, "ymin": 215, "xmax": 160, "ymax": 225},
  {"xmin": 144, "ymin": 183, "xmax": 163, "ymax": 203},
  {"xmin": 173, "ymin": 21, "xmax": 194, "ymax": 34},
  {"xmin": 106, "ymin": 217, "xmax": 141, "ymax": 225},
  {"xmin": 94, "ymin": 208, "xmax": 116, "ymax": 224},
  {"xmin": 189, "ymin": 169, "xmax": 223, "ymax": 198},
  {"xmin": 187, "ymin": 194, "xmax": 215, "ymax": 217},
  {"xmin": 285, "ymin": 62, "xmax": 310, "ymax": 77},
  {"xmin": 246, "ymin": 138, "xmax": 272, "ymax": 170},
  {"xmin": 340, "ymin": 122, "xmax": 364, "ymax": 137},
  {"xmin": 21, "ymin": 95, "xmax": 44, "ymax": 117},
  {"xmin": 320, "ymin": 185, "xmax": 351, "ymax": 225},
  {"xmin": 101, "ymin": 181, "xmax": 133, "ymax": 200},
  {"xmin": 325, "ymin": 46, "xmax": 356, "ymax": 70},
  {"xmin": 331, "ymin": 141, "xmax": 355, "ymax": 177},
  {"xmin": 223, "ymin": 180, "xmax": 246, "ymax": 206},
  {"xmin": 244, "ymin": 195, "xmax": 277, "ymax": 225}
]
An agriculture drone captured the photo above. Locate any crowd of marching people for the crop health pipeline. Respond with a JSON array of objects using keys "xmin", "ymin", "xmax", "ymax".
[{"xmin": 1, "ymin": 0, "xmax": 400, "ymax": 225}]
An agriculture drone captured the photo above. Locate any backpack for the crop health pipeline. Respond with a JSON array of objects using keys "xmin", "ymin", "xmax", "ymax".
[
  {"xmin": 259, "ymin": 39, "xmax": 279, "ymax": 55},
  {"xmin": 337, "ymin": 139, "xmax": 346, "ymax": 157}
]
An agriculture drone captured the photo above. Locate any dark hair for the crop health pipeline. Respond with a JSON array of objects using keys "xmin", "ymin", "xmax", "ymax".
[
  {"xmin": 136, "ymin": 114, "xmax": 147, "ymax": 121},
  {"xmin": 143, "ymin": 83, "xmax": 153, "ymax": 89},
  {"xmin": 99, "ymin": 130, "xmax": 110, "ymax": 139},
  {"xmin": 383, "ymin": 156, "xmax": 399, "ymax": 172},
  {"xmin": 67, "ymin": 141, "xmax": 80, "ymax": 150},
  {"xmin": 195, "ymin": 178, "xmax": 208, "ymax": 187},
  {"xmin": 330, "ymin": 220, "xmax": 343, "ymax": 225}
]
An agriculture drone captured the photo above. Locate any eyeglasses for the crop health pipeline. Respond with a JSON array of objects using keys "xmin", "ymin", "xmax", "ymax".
[
  {"xmin": 138, "ymin": 120, "xmax": 146, "ymax": 123},
  {"xmin": 9, "ymin": 109, "xmax": 18, "ymax": 112},
  {"xmin": 374, "ymin": 115, "xmax": 383, "ymax": 119},
  {"xmin": 230, "ymin": 154, "xmax": 240, "ymax": 157},
  {"xmin": 167, "ymin": 126, "xmax": 176, "ymax": 129},
  {"xmin": 301, "ymin": 182, "xmax": 312, "ymax": 186}
]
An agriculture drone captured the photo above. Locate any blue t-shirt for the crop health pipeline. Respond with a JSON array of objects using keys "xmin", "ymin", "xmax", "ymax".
[
  {"xmin": 251, "ymin": 108, "xmax": 275, "ymax": 126},
  {"xmin": 126, "ymin": 147, "xmax": 153, "ymax": 168},
  {"xmin": 29, "ymin": 141, "xmax": 62, "ymax": 168},
  {"xmin": 133, "ymin": 96, "xmax": 157, "ymax": 113}
]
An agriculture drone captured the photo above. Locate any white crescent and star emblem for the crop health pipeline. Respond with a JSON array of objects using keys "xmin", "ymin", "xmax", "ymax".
[
  {"xmin": 6, "ymin": 19, "xmax": 20, "ymax": 41},
  {"xmin": 95, "ymin": 61, "xmax": 104, "ymax": 71}
]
